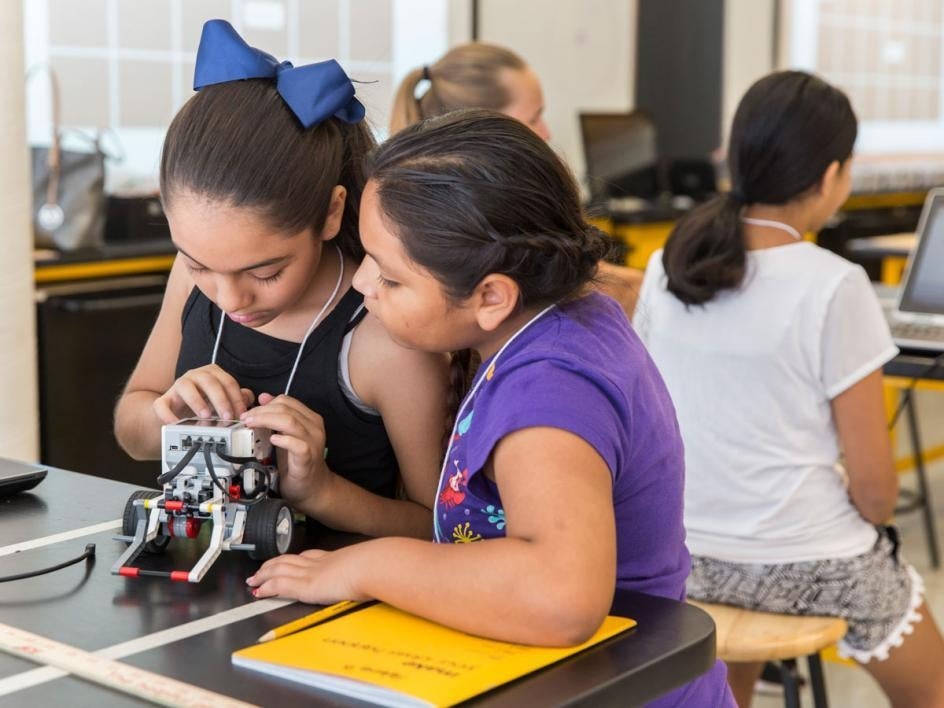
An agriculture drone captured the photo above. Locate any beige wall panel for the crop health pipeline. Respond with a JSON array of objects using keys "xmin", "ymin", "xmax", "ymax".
[{"xmin": 0, "ymin": 1, "xmax": 40, "ymax": 461}]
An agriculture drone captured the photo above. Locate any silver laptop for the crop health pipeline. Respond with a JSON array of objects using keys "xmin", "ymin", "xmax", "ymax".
[
  {"xmin": 886, "ymin": 188, "xmax": 944, "ymax": 351},
  {"xmin": 0, "ymin": 458, "xmax": 46, "ymax": 498}
]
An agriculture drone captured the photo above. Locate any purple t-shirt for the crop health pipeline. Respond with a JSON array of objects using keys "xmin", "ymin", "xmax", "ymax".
[{"xmin": 433, "ymin": 293, "xmax": 732, "ymax": 707}]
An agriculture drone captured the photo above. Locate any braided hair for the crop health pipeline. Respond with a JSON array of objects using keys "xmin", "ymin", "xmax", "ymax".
[{"xmin": 365, "ymin": 109, "xmax": 608, "ymax": 442}]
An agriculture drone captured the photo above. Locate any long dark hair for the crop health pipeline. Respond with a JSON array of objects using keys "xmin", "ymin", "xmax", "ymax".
[
  {"xmin": 366, "ymin": 109, "xmax": 608, "ymax": 435},
  {"xmin": 663, "ymin": 70, "xmax": 858, "ymax": 305},
  {"xmin": 160, "ymin": 80, "xmax": 375, "ymax": 259}
]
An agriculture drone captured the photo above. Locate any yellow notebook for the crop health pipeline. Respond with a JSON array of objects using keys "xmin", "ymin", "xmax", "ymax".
[{"xmin": 232, "ymin": 604, "xmax": 636, "ymax": 707}]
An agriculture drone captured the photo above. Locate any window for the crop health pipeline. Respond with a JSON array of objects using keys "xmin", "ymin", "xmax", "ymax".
[
  {"xmin": 783, "ymin": 0, "xmax": 944, "ymax": 154},
  {"xmin": 23, "ymin": 0, "xmax": 452, "ymax": 188}
]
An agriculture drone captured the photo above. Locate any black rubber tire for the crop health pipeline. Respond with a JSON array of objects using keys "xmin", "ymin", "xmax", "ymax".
[
  {"xmin": 245, "ymin": 499, "xmax": 294, "ymax": 561},
  {"xmin": 122, "ymin": 490, "xmax": 170, "ymax": 554}
]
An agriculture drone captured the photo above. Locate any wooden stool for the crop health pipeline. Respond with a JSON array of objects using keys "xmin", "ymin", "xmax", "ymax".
[{"xmin": 690, "ymin": 601, "xmax": 848, "ymax": 708}]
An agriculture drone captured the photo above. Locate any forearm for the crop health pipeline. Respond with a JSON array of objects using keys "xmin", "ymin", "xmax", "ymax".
[
  {"xmin": 114, "ymin": 391, "xmax": 164, "ymax": 460},
  {"xmin": 345, "ymin": 536, "xmax": 611, "ymax": 646},
  {"xmin": 253, "ymin": 432, "xmax": 619, "ymax": 645},
  {"xmin": 849, "ymin": 477, "xmax": 898, "ymax": 524},
  {"xmin": 845, "ymin": 449, "xmax": 898, "ymax": 524},
  {"xmin": 834, "ymin": 370, "xmax": 898, "ymax": 525},
  {"xmin": 297, "ymin": 472, "xmax": 433, "ymax": 539}
]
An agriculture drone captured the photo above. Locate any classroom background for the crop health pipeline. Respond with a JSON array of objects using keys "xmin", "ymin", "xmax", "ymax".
[{"xmin": 1, "ymin": 1, "xmax": 943, "ymax": 705}]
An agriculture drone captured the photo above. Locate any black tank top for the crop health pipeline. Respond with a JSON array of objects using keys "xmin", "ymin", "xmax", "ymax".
[{"xmin": 176, "ymin": 286, "xmax": 398, "ymax": 498}]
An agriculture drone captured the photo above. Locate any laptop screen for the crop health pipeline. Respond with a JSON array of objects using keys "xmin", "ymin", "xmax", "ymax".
[
  {"xmin": 900, "ymin": 189, "xmax": 944, "ymax": 315},
  {"xmin": 579, "ymin": 112, "xmax": 659, "ymax": 201}
]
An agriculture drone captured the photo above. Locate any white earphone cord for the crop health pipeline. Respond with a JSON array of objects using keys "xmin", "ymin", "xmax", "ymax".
[
  {"xmin": 210, "ymin": 243, "xmax": 345, "ymax": 397},
  {"xmin": 740, "ymin": 216, "xmax": 803, "ymax": 241},
  {"xmin": 432, "ymin": 303, "xmax": 555, "ymax": 543}
]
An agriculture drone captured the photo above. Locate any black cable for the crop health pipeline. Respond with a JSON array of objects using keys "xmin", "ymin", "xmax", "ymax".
[
  {"xmin": 237, "ymin": 461, "xmax": 272, "ymax": 503},
  {"xmin": 202, "ymin": 442, "xmax": 231, "ymax": 497},
  {"xmin": 0, "ymin": 544, "xmax": 95, "ymax": 583},
  {"xmin": 156, "ymin": 442, "xmax": 201, "ymax": 485},
  {"xmin": 888, "ymin": 351, "xmax": 944, "ymax": 431},
  {"xmin": 163, "ymin": 440, "xmax": 272, "ymax": 505},
  {"xmin": 214, "ymin": 443, "xmax": 271, "ymax": 504},
  {"xmin": 214, "ymin": 447, "xmax": 256, "ymax": 464}
]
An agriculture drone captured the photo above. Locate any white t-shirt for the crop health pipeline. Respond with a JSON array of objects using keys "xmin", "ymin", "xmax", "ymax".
[{"xmin": 634, "ymin": 242, "xmax": 898, "ymax": 563}]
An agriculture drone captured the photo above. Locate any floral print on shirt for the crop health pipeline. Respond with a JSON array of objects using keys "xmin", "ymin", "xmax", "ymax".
[{"xmin": 435, "ymin": 372, "xmax": 508, "ymax": 545}]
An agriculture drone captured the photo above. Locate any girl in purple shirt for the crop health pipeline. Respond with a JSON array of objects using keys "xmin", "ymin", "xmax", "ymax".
[{"xmin": 248, "ymin": 110, "xmax": 732, "ymax": 706}]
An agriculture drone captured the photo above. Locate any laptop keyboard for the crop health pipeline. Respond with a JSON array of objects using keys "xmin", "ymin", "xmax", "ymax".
[{"xmin": 890, "ymin": 320, "xmax": 944, "ymax": 343}]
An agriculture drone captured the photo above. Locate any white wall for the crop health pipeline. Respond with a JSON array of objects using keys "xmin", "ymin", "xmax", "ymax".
[
  {"xmin": 447, "ymin": 0, "xmax": 472, "ymax": 45},
  {"xmin": 392, "ymin": 0, "xmax": 453, "ymax": 93},
  {"xmin": 478, "ymin": 0, "xmax": 636, "ymax": 183},
  {"xmin": 1, "ymin": 0, "xmax": 39, "ymax": 462},
  {"xmin": 722, "ymin": 0, "xmax": 776, "ymax": 148}
]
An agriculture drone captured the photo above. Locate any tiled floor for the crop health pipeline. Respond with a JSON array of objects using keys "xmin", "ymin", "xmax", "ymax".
[{"xmin": 751, "ymin": 461, "xmax": 944, "ymax": 708}]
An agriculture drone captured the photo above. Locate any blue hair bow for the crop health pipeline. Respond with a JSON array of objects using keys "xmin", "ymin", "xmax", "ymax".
[{"xmin": 193, "ymin": 19, "xmax": 365, "ymax": 128}]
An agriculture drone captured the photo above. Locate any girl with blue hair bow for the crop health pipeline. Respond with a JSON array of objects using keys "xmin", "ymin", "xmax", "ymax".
[{"xmin": 115, "ymin": 21, "xmax": 448, "ymax": 539}]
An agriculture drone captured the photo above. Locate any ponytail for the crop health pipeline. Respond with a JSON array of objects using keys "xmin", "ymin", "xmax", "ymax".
[
  {"xmin": 662, "ymin": 193, "xmax": 745, "ymax": 306},
  {"xmin": 389, "ymin": 43, "xmax": 526, "ymax": 136},
  {"xmin": 662, "ymin": 70, "xmax": 858, "ymax": 306},
  {"xmin": 389, "ymin": 67, "xmax": 427, "ymax": 135}
]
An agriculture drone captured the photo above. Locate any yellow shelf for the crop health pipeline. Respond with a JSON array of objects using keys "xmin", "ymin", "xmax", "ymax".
[
  {"xmin": 592, "ymin": 218, "xmax": 674, "ymax": 270},
  {"xmin": 35, "ymin": 254, "xmax": 175, "ymax": 284},
  {"xmin": 843, "ymin": 191, "xmax": 928, "ymax": 211}
]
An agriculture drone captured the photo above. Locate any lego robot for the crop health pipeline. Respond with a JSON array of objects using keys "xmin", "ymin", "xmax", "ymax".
[{"xmin": 112, "ymin": 417, "xmax": 295, "ymax": 583}]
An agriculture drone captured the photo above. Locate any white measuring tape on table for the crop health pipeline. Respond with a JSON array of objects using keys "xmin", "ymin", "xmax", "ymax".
[{"xmin": 0, "ymin": 622, "xmax": 257, "ymax": 708}]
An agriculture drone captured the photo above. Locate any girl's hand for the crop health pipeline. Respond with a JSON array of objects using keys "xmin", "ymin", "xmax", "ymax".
[
  {"xmin": 153, "ymin": 364, "xmax": 254, "ymax": 423},
  {"xmin": 242, "ymin": 394, "xmax": 334, "ymax": 511},
  {"xmin": 247, "ymin": 548, "xmax": 368, "ymax": 604}
]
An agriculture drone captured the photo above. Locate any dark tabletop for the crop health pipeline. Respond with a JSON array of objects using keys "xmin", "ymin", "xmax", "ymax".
[
  {"xmin": 0, "ymin": 468, "xmax": 716, "ymax": 707},
  {"xmin": 885, "ymin": 351, "xmax": 944, "ymax": 381},
  {"xmin": 585, "ymin": 198, "xmax": 689, "ymax": 226}
]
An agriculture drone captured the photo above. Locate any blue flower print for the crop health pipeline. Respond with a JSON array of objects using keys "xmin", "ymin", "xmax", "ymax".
[
  {"xmin": 481, "ymin": 504, "xmax": 505, "ymax": 530},
  {"xmin": 457, "ymin": 410, "xmax": 474, "ymax": 436}
]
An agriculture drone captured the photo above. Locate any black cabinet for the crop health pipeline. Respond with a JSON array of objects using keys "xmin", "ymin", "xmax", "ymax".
[
  {"xmin": 36, "ymin": 274, "xmax": 166, "ymax": 488},
  {"xmin": 820, "ymin": 204, "xmax": 924, "ymax": 280}
]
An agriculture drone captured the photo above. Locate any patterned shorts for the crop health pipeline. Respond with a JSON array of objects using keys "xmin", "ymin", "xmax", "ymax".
[{"xmin": 687, "ymin": 529, "xmax": 925, "ymax": 663}]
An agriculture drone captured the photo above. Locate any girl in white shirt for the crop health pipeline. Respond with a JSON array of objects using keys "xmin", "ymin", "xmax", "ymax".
[{"xmin": 634, "ymin": 70, "xmax": 944, "ymax": 707}]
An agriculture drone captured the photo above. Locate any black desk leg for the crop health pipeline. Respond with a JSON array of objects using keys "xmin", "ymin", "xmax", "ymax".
[
  {"xmin": 807, "ymin": 652, "xmax": 828, "ymax": 708},
  {"xmin": 906, "ymin": 394, "xmax": 940, "ymax": 569},
  {"xmin": 780, "ymin": 658, "xmax": 802, "ymax": 708}
]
